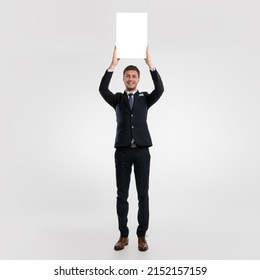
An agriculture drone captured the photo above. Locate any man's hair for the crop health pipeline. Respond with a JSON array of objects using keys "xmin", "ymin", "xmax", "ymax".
[{"xmin": 123, "ymin": 65, "xmax": 140, "ymax": 78}]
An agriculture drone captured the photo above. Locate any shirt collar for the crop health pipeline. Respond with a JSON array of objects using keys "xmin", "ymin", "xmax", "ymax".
[{"xmin": 125, "ymin": 90, "xmax": 138, "ymax": 95}]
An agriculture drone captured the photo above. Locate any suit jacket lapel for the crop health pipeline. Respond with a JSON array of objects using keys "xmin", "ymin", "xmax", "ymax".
[
  {"xmin": 132, "ymin": 91, "xmax": 139, "ymax": 111},
  {"xmin": 123, "ymin": 92, "xmax": 131, "ymax": 112}
]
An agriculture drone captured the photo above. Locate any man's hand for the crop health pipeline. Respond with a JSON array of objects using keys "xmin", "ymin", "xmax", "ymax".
[
  {"xmin": 144, "ymin": 46, "xmax": 155, "ymax": 70},
  {"xmin": 109, "ymin": 46, "xmax": 120, "ymax": 70}
]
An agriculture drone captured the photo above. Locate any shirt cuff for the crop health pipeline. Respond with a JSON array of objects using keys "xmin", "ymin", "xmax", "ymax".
[{"xmin": 107, "ymin": 68, "xmax": 114, "ymax": 72}]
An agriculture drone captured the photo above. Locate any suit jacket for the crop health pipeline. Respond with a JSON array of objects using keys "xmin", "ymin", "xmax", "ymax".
[{"xmin": 99, "ymin": 69, "xmax": 164, "ymax": 148}]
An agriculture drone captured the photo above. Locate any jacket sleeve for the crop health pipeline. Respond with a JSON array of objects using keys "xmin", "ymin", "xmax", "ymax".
[
  {"xmin": 99, "ymin": 70, "xmax": 118, "ymax": 108},
  {"xmin": 146, "ymin": 69, "xmax": 164, "ymax": 108}
]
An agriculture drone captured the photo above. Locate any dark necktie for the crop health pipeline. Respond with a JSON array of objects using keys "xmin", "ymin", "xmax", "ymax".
[{"xmin": 128, "ymin": 93, "xmax": 133, "ymax": 110}]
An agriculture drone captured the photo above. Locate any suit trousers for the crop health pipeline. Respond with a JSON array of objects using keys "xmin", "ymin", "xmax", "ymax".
[{"xmin": 114, "ymin": 147, "xmax": 151, "ymax": 237}]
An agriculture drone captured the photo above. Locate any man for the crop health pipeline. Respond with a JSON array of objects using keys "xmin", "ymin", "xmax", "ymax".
[{"xmin": 99, "ymin": 46, "xmax": 164, "ymax": 251}]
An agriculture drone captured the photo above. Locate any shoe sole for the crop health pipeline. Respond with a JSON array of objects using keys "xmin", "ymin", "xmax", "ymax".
[
  {"xmin": 138, "ymin": 246, "xmax": 148, "ymax": 252},
  {"xmin": 114, "ymin": 241, "xmax": 129, "ymax": 251}
]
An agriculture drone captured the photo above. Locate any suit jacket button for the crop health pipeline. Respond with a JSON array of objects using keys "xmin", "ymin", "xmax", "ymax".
[{"xmin": 132, "ymin": 126, "xmax": 134, "ymax": 128}]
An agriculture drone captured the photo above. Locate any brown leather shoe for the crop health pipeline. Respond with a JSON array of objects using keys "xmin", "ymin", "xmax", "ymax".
[
  {"xmin": 114, "ymin": 237, "xmax": 129, "ymax": 251},
  {"xmin": 138, "ymin": 236, "xmax": 148, "ymax": 251}
]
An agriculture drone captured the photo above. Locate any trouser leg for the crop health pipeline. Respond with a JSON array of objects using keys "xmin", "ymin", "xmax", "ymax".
[
  {"xmin": 133, "ymin": 148, "xmax": 151, "ymax": 237},
  {"xmin": 114, "ymin": 148, "xmax": 132, "ymax": 237}
]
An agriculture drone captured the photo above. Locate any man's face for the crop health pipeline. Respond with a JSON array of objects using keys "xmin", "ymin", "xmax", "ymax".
[{"xmin": 123, "ymin": 70, "xmax": 140, "ymax": 92}]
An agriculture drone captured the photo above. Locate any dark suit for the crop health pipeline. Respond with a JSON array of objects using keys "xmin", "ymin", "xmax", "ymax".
[{"xmin": 99, "ymin": 69, "xmax": 164, "ymax": 237}]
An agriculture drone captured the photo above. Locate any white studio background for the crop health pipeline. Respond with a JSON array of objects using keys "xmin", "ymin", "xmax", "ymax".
[{"xmin": 0, "ymin": 0, "xmax": 259, "ymax": 259}]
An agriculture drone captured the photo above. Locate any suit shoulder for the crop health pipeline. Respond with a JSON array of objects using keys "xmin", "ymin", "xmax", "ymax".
[{"xmin": 115, "ymin": 92, "xmax": 124, "ymax": 98}]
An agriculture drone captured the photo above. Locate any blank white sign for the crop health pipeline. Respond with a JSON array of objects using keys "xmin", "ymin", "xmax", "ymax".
[{"xmin": 116, "ymin": 13, "xmax": 148, "ymax": 59}]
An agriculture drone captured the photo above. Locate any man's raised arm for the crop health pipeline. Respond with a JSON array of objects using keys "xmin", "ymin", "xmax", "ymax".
[
  {"xmin": 108, "ymin": 46, "xmax": 120, "ymax": 71},
  {"xmin": 145, "ymin": 47, "xmax": 164, "ymax": 108},
  {"xmin": 99, "ymin": 47, "xmax": 120, "ymax": 108}
]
